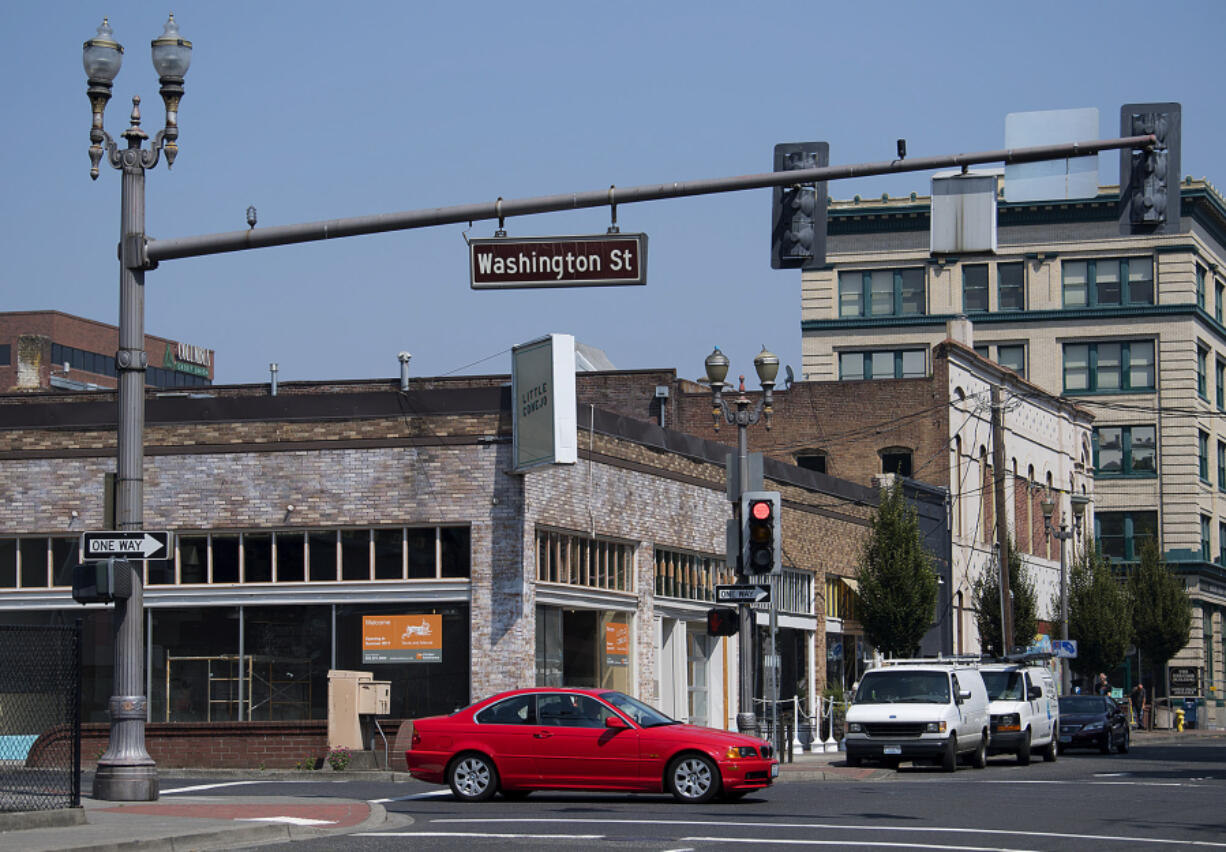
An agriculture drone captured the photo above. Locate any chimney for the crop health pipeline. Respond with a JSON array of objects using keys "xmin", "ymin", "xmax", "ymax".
[
  {"xmin": 946, "ymin": 315, "xmax": 974, "ymax": 349},
  {"xmin": 398, "ymin": 352, "xmax": 412, "ymax": 392}
]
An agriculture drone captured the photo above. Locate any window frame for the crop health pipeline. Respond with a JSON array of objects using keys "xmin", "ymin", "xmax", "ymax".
[
  {"xmin": 1094, "ymin": 510, "xmax": 1158, "ymax": 561},
  {"xmin": 838, "ymin": 349, "xmax": 927, "ymax": 381},
  {"xmin": 1061, "ymin": 340, "xmax": 1156, "ymax": 394},
  {"xmin": 1061, "ymin": 258, "xmax": 1154, "ymax": 308},
  {"xmin": 1199, "ymin": 430, "xmax": 1211, "ymax": 484},
  {"xmin": 1198, "ymin": 345, "xmax": 1210, "ymax": 400},
  {"xmin": 962, "ymin": 264, "xmax": 989, "ymax": 313},
  {"xmin": 1092, "ymin": 425, "xmax": 1157, "ymax": 478},
  {"xmin": 997, "ymin": 262, "xmax": 1025, "ymax": 311},
  {"xmin": 837, "ymin": 268, "xmax": 927, "ymax": 318}
]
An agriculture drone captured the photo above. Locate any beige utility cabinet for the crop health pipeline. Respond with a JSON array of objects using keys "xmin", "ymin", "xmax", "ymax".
[{"xmin": 327, "ymin": 669, "xmax": 390, "ymax": 750}]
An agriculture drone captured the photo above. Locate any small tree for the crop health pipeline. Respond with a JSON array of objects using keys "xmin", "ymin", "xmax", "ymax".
[
  {"xmin": 1067, "ymin": 544, "xmax": 1133, "ymax": 684},
  {"xmin": 1129, "ymin": 538, "xmax": 1191, "ymax": 698},
  {"xmin": 856, "ymin": 482, "xmax": 939, "ymax": 658},
  {"xmin": 971, "ymin": 535, "xmax": 1038, "ymax": 657}
]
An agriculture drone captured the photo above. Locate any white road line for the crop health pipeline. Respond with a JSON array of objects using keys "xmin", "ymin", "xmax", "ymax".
[
  {"xmin": 683, "ymin": 837, "xmax": 1035, "ymax": 852},
  {"xmin": 358, "ymin": 832, "xmax": 604, "ymax": 840},
  {"xmin": 981, "ymin": 779, "xmax": 1197, "ymax": 788},
  {"xmin": 236, "ymin": 816, "xmax": 338, "ymax": 826},
  {"xmin": 160, "ymin": 781, "xmax": 266, "ymax": 794},
  {"xmin": 433, "ymin": 818, "xmax": 1226, "ymax": 848},
  {"xmin": 368, "ymin": 790, "xmax": 454, "ymax": 803}
]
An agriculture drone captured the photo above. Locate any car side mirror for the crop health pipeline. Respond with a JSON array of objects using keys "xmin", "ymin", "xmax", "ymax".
[
  {"xmin": 959, "ymin": 690, "xmax": 972, "ymax": 702},
  {"xmin": 1028, "ymin": 686, "xmax": 1042, "ymax": 700},
  {"xmin": 605, "ymin": 715, "xmax": 629, "ymax": 729}
]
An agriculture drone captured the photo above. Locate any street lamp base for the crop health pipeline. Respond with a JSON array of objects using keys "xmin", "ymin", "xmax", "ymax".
[{"xmin": 93, "ymin": 762, "xmax": 158, "ymax": 801}]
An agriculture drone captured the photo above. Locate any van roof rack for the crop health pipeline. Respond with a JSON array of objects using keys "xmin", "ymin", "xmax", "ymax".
[
  {"xmin": 873, "ymin": 654, "xmax": 985, "ymax": 668},
  {"xmin": 982, "ymin": 651, "xmax": 1056, "ymax": 665}
]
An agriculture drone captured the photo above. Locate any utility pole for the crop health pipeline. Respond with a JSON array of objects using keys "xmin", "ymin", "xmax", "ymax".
[{"xmin": 990, "ymin": 386, "xmax": 1014, "ymax": 655}]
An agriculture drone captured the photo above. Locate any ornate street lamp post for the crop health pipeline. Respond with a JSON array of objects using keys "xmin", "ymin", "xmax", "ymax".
[
  {"xmin": 83, "ymin": 15, "xmax": 192, "ymax": 802},
  {"xmin": 704, "ymin": 345, "xmax": 778, "ymax": 735},
  {"xmin": 1041, "ymin": 492, "xmax": 1089, "ymax": 695}
]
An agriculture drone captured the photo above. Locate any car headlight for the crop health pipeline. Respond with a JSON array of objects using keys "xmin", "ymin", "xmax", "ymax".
[
  {"xmin": 725, "ymin": 746, "xmax": 757, "ymax": 759},
  {"xmin": 1083, "ymin": 721, "xmax": 1104, "ymax": 732},
  {"xmin": 847, "ymin": 722, "xmax": 862, "ymax": 733},
  {"xmin": 924, "ymin": 721, "xmax": 946, "ymax": 733}
]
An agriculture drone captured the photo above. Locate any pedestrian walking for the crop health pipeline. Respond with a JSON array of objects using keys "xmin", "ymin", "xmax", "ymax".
[
  {"xmin": 1130, "ymin": 683, "xmax": 1145, "ymax": 728},
  {"xmin": 1094, "ymin": 673, "xmax": 1111, "ymax": 696}
]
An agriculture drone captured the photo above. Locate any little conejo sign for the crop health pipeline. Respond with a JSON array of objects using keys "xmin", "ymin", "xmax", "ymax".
[
  {"xmin": 470, "ymin": 234, "xmax": 647, "ymax": 289},
  {"xmin": 512, "ymin": 334, "xmax": 577, "ymax": 470}
]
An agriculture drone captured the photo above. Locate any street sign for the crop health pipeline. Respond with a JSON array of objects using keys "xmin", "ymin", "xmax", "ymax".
[
  {"xmin": 1053, "ymin": 639, "xmax": 1078, "ymax": 659},
  {"xmin": 715, "ymin": 583, "xmax": 771, "ymax": 604},
  {"xmin": 470, "ymin": 233, "xmax": 647, "ymax": 289},
  {"xmin": 82, "ymin": 531, "xmax": 172, "ymax": 560}
]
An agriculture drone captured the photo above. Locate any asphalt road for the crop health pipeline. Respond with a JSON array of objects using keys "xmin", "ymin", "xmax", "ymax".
[{"xmin": 163, "ymin": 740, "xmax": 1226, "ymax": 851}]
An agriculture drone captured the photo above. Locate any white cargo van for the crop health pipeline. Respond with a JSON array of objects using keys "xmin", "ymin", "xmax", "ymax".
[
  {"xmin": 981, "ymin": 662, "xmax": 1060, "ymax": 764},
  {"xmin": 843, "ymin": 661, "xmax": 991, "ymax": 772}
]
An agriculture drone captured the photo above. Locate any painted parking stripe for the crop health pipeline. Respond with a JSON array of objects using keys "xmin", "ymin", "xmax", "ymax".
[
  {"xmin": 684, "ymin": 838, "xmax": 1032, "ymax": 852},
  {"xmin": 432, "ymin": 818, "xmax": 1226, "ymax": 848},
  {"xmin": 369, "ymin": 790, "xmax": 454, "ymax": 803},
  {"xmin": 359, "ymin": 833, "xmax": 604, "ymax": 840},
  {"xmin": 160, "ymin": 781, "xmax": 266, "ymax": 794}
]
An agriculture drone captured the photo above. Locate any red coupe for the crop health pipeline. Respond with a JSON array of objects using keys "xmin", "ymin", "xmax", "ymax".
[{"xmin": 407, "ymin": 687, "xmax": 779, "ymax": 803}]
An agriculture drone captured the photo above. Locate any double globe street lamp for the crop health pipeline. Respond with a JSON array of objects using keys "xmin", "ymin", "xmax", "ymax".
[
  {"xmin": 1041, "ymin": 492, "xmax": 1089, "ymax": 696},
  {"xmin": 704, "ymin": 346, "xmax": 779, "ymax": 737},
  {"xmin": 82, "ymin": 15, "xmax": 192, "ymax": 802}
]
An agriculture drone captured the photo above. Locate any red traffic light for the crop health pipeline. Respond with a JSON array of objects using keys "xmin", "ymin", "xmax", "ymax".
[{"xmin": 750, "ymin": 500, "xmax": 772, "ymax": 521}]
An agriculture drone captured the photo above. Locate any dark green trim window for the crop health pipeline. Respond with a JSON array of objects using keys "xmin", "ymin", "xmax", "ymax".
[
  {"xmin": 1093, "ymin": 425, "xmax": 1156, "ymax": 478},
  {"xmin": 1219, "ymin": 521, "xmax": 1226, "ymax": 565},
  {"xmin": 1218, "ymin": 359, "xmax": 1225, "ymax": 411},
  {"xmin": 1062, "ymin": 258, "xmax": 1154, "ymax": 308},
  {"xmin": 1198, "ymin": 345, "xmax": 1209, "ymax": 400},
  {"xmin": 1197, "ymin": 264, "xmax": 1206, "ymax": 309},
  {"xmin": 1200, "ymin": 430, "xmax": 1211, "ymax": 484},
  {"xmin": 1218, "ymin": 440, "xmax": 1226, "ymax": 492},
  {"xmin": 963, "ymin": 265, "xmax": 988, "ymax": 312},
  {"xmin": 1095, "ymin": 511, "xmax": 1157, "ymax": 561},
  {"xmin": 1202, "ymin": 514, "xmax": 1212, "ymax": 561},
  {"xmin": 998, "ymin": 263, "xmax": 1025, "ymax": 311},
  {"xmin": 838, "ymin": 268, "xmax": 926, "ymax": 318},
  {"xmin": 1062, "ymin": 340, "xmax": 1155, "ymax": 393},
  {"xmin": 1216, "ymin": 279, "xmax": 1224, "ymax": 323},
  {"xmin": 838, "ymin": 349, "xmax": 926, "ymax": 380}
]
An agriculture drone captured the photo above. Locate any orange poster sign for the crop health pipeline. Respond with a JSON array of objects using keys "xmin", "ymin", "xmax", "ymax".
[
  {"xmin": 363, "ymin": 614, "xmax": 442, "ymax": 663},
  {"xmin": 605, "ymin": 622, "xmax": 629, "ymax": 667}
]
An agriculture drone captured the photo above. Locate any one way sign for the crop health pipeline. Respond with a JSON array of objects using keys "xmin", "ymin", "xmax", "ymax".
[
  {"xmin": 82, "ymin": 531, "xmax": 172, "ymax": 560},
  {"xmin": 715, "ymin": 584, "xmax": 771, "ymax": 604}
]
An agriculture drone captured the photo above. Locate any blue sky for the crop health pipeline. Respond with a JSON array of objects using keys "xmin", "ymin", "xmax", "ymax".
[{"xmin": 6, "ymin": 1, "xmax": 1225, "ymax": 384}]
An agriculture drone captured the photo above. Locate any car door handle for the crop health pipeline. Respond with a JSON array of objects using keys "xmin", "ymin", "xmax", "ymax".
[{"xmin": 533, "ymin": 731, "xmax": 552, "ymax": 739}]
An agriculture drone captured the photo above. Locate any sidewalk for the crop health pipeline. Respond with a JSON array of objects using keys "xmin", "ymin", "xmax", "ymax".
[{"xmin": 0, "ymin": 729, "xmax": 1219, "ymax": 852}]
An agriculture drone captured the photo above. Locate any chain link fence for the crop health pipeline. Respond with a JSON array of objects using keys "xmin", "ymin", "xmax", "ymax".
[{"xmin": 0, "ymin": 622, "xmax": 81, "ymax": 812}]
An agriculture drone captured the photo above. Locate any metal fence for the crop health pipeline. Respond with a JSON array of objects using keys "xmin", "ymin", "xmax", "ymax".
[{"xmin": 0, "ymin": 622, "xmax": 81, "ymax": 812}]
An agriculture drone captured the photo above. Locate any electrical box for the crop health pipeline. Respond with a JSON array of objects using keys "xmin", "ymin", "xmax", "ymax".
[
  {"xmin": 358, "ymin": 680, "xmax": 390, "ymax": 715},
  {"xmin": 327, "ymin": 669, "xmax": 390, "ymax": 751}
]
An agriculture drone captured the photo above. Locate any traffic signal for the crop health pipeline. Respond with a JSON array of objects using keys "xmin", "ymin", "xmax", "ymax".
[
  {"xmin": 741, "ymin": 491, "xmax": 782, "ymax": 575},
  {"xmin": 72, "ymin": 558, "xmax": 134, "ymax": 604},
  {"xmin": 706, "ymin": 607, "xmax": 739, "ymax": 636},
  {"xmin": 771, "ymin": 142, "xmax": 828, "ymax": 270},
  {"xmin": 1119, "ymin": 102, "xmax": 1180, "ymax": 235}
]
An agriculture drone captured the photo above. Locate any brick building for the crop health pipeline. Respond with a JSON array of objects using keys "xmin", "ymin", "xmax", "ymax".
[
  {"xmin": 0, "ymin": 310, "xmax": 214, "ymax": 392},
  {"xmin": 0, "ymin": 369, "xmax": 904, "ymax": 765}
]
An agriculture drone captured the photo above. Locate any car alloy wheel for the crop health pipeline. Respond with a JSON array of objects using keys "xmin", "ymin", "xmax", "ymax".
[
  {"xmin": 667, "ymin": 754, "xmax": 719, "ymax": 803},
  {"xmin": 448, "ymin": 753, "xmax": 499, "ymax": 802}
]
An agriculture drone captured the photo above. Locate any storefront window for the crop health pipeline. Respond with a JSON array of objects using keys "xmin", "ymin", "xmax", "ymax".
[
  {"xmin": 686, "ymin": 625, "xmax": 712, "ymax": 726},
  {"xmin": 151, "ymin": 608, "xmax": 240, "ymax": 722},
  {"xmin": 277, "ymin": 533, "xmax": 306, "ymax": 582},
  {"xmin": 535, "ymin": 606, "xmax": 631, "ymax": 693}
]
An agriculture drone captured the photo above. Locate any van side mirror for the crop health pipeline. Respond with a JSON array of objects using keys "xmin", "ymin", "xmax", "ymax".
[
  {"xmin": 1028, "ymin": 686, "xmax": 1042, "ymax": 700},
  {"xmin": 958, "ymin": 689, "xmax": 972, "ymax": 702}
]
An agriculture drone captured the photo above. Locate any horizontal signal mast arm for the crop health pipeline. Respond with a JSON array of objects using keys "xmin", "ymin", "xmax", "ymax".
[{"xmin": 145, "ymin": 134, "xmax": 1156, "ymax": 264}]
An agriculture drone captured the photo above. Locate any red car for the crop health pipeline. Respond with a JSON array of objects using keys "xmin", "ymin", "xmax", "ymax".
[{"xmin": 407, "ymin": 687, "xmax": 779, "ymax": 803}]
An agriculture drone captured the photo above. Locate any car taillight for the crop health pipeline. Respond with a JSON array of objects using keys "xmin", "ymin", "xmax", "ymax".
[{"xmin": 411, "ymin": 731, "xmax": 421, "ymax": 747}]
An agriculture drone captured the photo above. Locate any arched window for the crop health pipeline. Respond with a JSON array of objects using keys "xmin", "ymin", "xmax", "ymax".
[
  {"xmin": 794, "ymin": 450, "xmax": 827, "ymax": 474},
  {"xmin": 881, "ymin": 446, "xmax": 913, "ymax": 478}
]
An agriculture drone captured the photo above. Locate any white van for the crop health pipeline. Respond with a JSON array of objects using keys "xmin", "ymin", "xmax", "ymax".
[
  {"xmin": 980, "ymin": 662, "xmax": 1060, "ymax": 764},
  {"xmin": 844, "ymin": 661, "xmax": 991, "ymax": 772}
]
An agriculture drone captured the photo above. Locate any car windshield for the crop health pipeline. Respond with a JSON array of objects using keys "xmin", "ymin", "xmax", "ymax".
[
  {"xmin": 854, "ymin": 670, "xmax": 951, "ymax": 704},
  {"xmin": 599, "ymin": 690, "xmax": 677, "ymax": 727},
  {"xmin": 1059, "ymin": 696, "xmax": 1108, "ymax": 714},
  {"xmin": 983, "ymin": 671, "xmax": 1025, "ymax": 701}
]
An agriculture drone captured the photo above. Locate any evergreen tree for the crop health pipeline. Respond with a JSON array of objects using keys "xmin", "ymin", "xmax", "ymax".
[
  {"xmin": 971, "ymin": 535, "xmax": 1038, "ymax": 657},
  {"xmin": 855, "ymin": 482, "xmax": 939, "ymax": 658},
  {"xmin": 1129, "ymin": 538, "xmax": 1191, "ymax": 695},
  {"xmin": 1067, "ymin": 544, "xmax": 1133, "ymax": 683}
]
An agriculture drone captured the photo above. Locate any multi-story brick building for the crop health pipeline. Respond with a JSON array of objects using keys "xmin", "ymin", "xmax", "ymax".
[
  {"xmin": 796, "ymin": 177, "xmax": 1226, "ymax": 726},
  {"xmin": 0, "ymin": 310, "xmax": 213, "ymax": 392},
  {"xmin": 0, "ymin": 368, "xmax": 929, "ymax": 763}
]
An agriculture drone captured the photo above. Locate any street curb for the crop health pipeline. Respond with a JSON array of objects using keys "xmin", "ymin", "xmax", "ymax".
[{"xmin": 0, "ymin": 806, "xmax": 85, "ymax": 832}]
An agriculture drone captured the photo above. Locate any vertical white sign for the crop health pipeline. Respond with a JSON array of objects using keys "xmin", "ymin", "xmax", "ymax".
[{"xmin": 512, "ymin": 333, "xmax": 577, "ymax": 470}]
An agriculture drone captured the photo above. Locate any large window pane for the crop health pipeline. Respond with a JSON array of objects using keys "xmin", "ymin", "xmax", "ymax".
[
  {"xmin": 308, "ymin": 531, "xmax": 336, "ymax": 581},
  {"xmin": 1096, "ymin": 427, "xmax": 1123, "ymax": 475},
  {"xmin": 899, "ymin": 269, "xmax": 925, "ymax": 315},
  {"xmin": 151, "ymin": 607, "xmax": 239, "ymax": 723},
  {"xmin": 839, "ymin": 352, "xmax": 865, "ymax": 381},
  {"xmin": 440, "ymin": 527, "xmax": 471, "ymax": 578},
  {"xmin": 1129, "ymin": 341, "xmax": 1155, "ymax": 389},
  {"xmin": 0, "ymin": 539, "xmax": 16, "ymax": 588},
  {"xmin": 212, "ymin": 534, "xmax": 240, "ymax": 583},
  {"xmin": 869, "ymin": 271, "xmax": 894, "ymax": 316},
  {"xmin": 1128, "ymin": 258, "xmax": 1153, "ymax": 304},
  {"xmin": 998, "ymin": 263, "xmax": 1024, "ymax": 310},
  {"xmin": 1097, "ymin": 513, "xmax": 1125, "ymax": 559},
  {"xmin": 51, "ymin": 537, "xmax": 76, "ymax": 587},
  {"xmin": 1131, "ymin": 426, "xmax": 1157, "ymax": 474},
  {"xmin": 1063, "ymin": 261, "xmax": 1088, "ymax": 307},
  {"xmin": 244, "ymin": 605, "xmax": 329, "ymax": 721},
  {"xmin": 997, "ymin": 345, "xmax": 1026, "ymax": 378},
  {"xmin": 963, "ymin": 265, "xmax": 988, "ymax": 312},
  {"xmin": 19, "ymin": 539, "xmax": 47, "ymax": 588},
  {"xmin": 374, "ymin": 529, "xmax": 402, "ymax": 580},
  {"xmin": 179, "ymin": 535, "xmax": 208, "ymax": 584},
  {"xmin": 870, "ymin": 351, "xmax": 894, "ymax": 379},
  {"xmin": 245, "ymin": 533, "xmax": 272, "ymax": 583},
  {"xmin": 340, "ymin": 530, "xmax": 370, "ymax": 581},
  {"xmin": 276, "ymin": 532, "xmax": 305, "ymax": 582},
  {"xmin": 900, "ymin": 350, "xmax": 926, "ymax": 378},
  {"xmin": 838, "ymin": 272, "xmax": 863, "ymax": 317},
  {"xmin": 407, "ymin": 528, "xmax": 435, "ymax": 579},
  {"xmin": 1064, "ymin": 344, "xmax": 1089, "ymax": 391},
  {"xmin": 1097, "ymin": 343, "xmax": 1122, "ymax": 390},
  {"xmin": 1096, "ymin": 260, "xmax": 1121, "ymax": 305}
]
